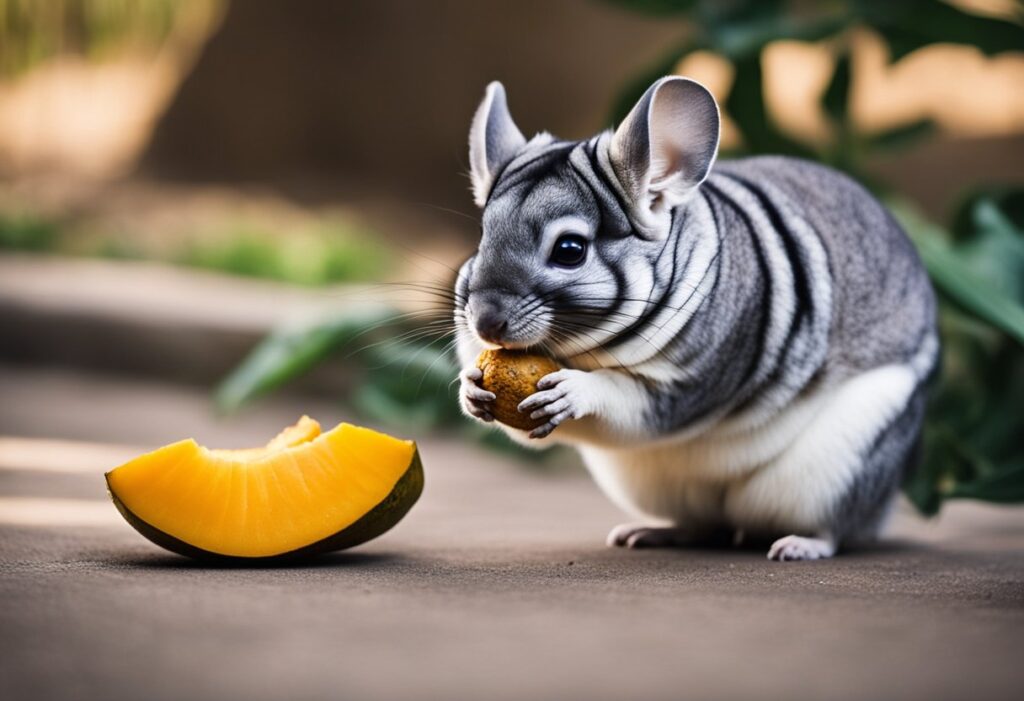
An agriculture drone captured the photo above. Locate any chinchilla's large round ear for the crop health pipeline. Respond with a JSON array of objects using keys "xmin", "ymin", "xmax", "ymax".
[
  {"xmin": 469, "ymin": 81, "xmax": 526, "ymax": 208},
  {"xmin": 609, "ymin": 77, "xmax": 721, "ymax": 238}
]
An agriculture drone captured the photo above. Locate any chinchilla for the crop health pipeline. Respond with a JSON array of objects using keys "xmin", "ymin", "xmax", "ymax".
[{"xmin": 454, "ymin": 78, "xmax": 938, "ymax": 560}]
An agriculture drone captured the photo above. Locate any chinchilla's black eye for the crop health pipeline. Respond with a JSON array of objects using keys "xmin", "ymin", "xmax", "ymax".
[{"xmin": 549, "ymin": 234, "xmax": 588, "ymax": 268}]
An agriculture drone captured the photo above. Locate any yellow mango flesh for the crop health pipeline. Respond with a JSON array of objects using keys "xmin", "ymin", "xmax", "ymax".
[{"xmin": 105, "ymin": 417, "xmax": 416, "ymax": 558}]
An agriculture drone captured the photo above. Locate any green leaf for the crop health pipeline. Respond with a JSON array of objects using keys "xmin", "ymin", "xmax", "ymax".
[
  {"xmin": 725, "ymin": 53, "xmax": 815, "ymax": 157},
  {"xmin": 858, "ymin": 0, "xmax": 1024, "ymax": 62},
  {"xmin": 952, "ymin": 188, "xmax": 1024, "ymax": 242},
  {"xmin": 915, "ymin": 233, "xmax": 1024, "ymax": 345},
  {"xmin": 214, "ymin": 304, "xmax": 399, "ymax": 413},
  {"xmin": 0, "ymin": 211, "xmax": 60, "ymax": 251},
  {"xmin": 893, "ymin": 200, "xmax": 1024, "ymax": 345},
  {"xmin": 865, "ymin": 119, "xmax": 936, "ymax": 152},
  {"xmin": 351, "ymin": 335, "xmax": 463, "ymax": 428},
  {"xmin": 353, "ymin": 382, "xmax": 455, "ymax": 430},
  {"xmin": 905, "ymin": 316, "xmax": 1024, "ymax": 515},
  {"xmin": 599, "ymin": 0, "xmax": 697, "ymax": 16},
  {"xmin": 948, "ymin": 190, "xmax": 1024, "ymax": 302},
  {"xmin": 950, "ymin": 464, "xmax": 1024, "ymax": 503},
  {"xmin": 822, "ymin": 50, "xmax": 852, "ymax": 126},
  {"xmin": 369, "ymin": 338, "xmax": 459, "ymax": 387},
  {"xmin": 905, "ymin": 425, "xmax": 961, "ymax": 516},
  {"xmin": 705, "ymin": 2, "xmax": 851, "ymax": 59}
]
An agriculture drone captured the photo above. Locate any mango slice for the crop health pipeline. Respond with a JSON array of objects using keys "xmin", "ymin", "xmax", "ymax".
[{"xmin": 105, "ymin": 417, "xmax": 423, "ymax": 560}]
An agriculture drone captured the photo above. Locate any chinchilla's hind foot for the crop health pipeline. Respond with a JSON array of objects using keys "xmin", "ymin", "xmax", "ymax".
[
  {"xmin": 767, "ymin": 534, "xmax": 836, "ymax": 561},
  {"xmin": 606, "ymin": 523, "xmax": 711, "ymax": 549}
]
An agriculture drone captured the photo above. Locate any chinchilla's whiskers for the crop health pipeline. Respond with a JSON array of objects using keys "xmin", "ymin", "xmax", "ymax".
[
  {"xmin": 452, "ymin": 310, "xmax": 471, "ymax": 331},
  {"xmin": 381, "ymin": 307, "xmax": 455, "ymax": 323},
  {"xmin": 507, "ymin": 294, "xmax": 546, "ymax": 329},
  {"xmin": 352, "ymin": 249, "xmax": 464, "ymax": 388},
  {"xmin": 380, "ymin": 292, "xmax": 463, "ymax": 309},
  {"xmin": 445, "ymin": 314, "xmax": 475, "ymax": 392},
  {"xmin": 323, "ymin": 308, "xmax": 445, "ymax": 362},
  {"xmin": 564, "ymin": 304, "xmax": 711, "ymax": 356},
  {"xmin": 375, "ymin": 316, "xmax": 457, "ymax": 343},
  {"xmin": 387, "ymin": 322, "xmax": 458, "ymax": 347},
  {"xmin": 549, "ymin": 271, "xmax": 716, "ymax": 353},
  {"xmin": 350, "ymin": 306, "xmax": 451, "ymax": 329},
  {"xmin": 361, "ymin": 331, "xmax": 457, "ymax": 384},
  {"xmin": 352, "ymin": 280, "xmax": 466, "ymax": 309},
  {"xmin": 535, "ymin": 268, "xmax": 711, "ymax": 313},
  {"xmin": 386, "ymin": 234, "xmax": 470, "ymax": 278},
  {"xmin": 551, "ymin": 309, "xmax": 681, "ymax": 370},
  {"xmin": 388, "ymin": 279, "xmax": 463, "ymax": 296},
  {"xmin": 343, "ymin": 312, "xmax": 456, "ymax": 360},
  {"xmin": 544, "ymin": 325, "xmax": 620, "ymax": 372},
  {"xmin": 316, "ymin": 280, "xmax": 465, "ymax": 308},
  {"xmin": 638, "ymin": 247, "xmax": 721, "ymax": 332},
  {"xmin": 518, "ymin": 310, "xmax": 554, "ymax": 348},
  {"xmin": 370, "ymin": 236, "xmax": 466, "ymax": 288},
  {"xmin": 554, "ymin": 316, "xmax": 680, "ymax": 369},
  {"xmin": 413, "ymin": 335, "xmax": 462, "ymax": 397},
  {"xmin": 404, "ymin": 200, "xmax": 480, "ymax": 225},
  {"xmin": 558, "ymin": 317, "xmax": 657, "ymax": 347},
  {"xmin": 544, "ymin": 316, "xmax": 601, "ymax": 357},
  {"xmin": 547, "ymin": 324, "xmax": 654, "ymax": 382},
  {"xmin": 549, "ymin": 284, "xmax": 712, "ymax": 317},
  {"xmin": 442, "ymin": 271, "xmax": 711, "ymax": 371},
  {"xmin": 549, "ymin": 321, "xmax": 622, "ymax": 363},
  {"xmin": 544, "ymin": 326, "xmax": 591, "ymax": 361},
  {"xmin": 518, "ymin": 292, "xmax": 541, "ymax": 311},
  {"xmin": 311, "ymin": 284, "xmax": 462, "ymax": 352},
  {"xmin": 544, "ymin": 320, "xmax": 604, "ymax": 360}
]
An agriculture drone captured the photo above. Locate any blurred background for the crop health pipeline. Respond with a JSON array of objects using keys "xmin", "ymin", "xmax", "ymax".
[
  {"xmin": 1, "ymin": 0, "xmax": 1023, "ymax": 515},
  {"xmin": 2, "ymin": 4, "xmax": 1023, "ymax": 701}
]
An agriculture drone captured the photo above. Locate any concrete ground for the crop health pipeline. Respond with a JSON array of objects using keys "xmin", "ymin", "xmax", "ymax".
[{"xmin": 1, "ymin": 365, "xmax": 1022, "ymax": 701}]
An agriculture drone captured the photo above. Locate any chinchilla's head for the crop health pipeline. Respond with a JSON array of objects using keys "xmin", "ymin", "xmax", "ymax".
[{"xmin": 456, "ymin": 78, "xmax": 720, "ymax": 362}]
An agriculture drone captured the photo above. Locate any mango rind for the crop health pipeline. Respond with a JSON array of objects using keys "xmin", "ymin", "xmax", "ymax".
[{"xmin": 106, "ymin": 450, "xmax": 423, "ymax": 563}]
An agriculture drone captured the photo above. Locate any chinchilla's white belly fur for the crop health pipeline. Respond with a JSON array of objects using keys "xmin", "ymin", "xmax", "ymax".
[{"xmin": 572, "ymin": 361, "xmax": 920, "ymax": 536}]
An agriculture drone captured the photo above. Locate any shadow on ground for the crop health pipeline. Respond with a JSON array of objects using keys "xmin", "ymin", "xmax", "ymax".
[{"xmin": 107, "ymin": 550, "xmax": 403, "ymax": 571}]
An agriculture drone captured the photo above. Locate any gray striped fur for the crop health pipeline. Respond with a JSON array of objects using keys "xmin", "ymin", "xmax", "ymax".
[{"xmin": 455, "ymin": 79, "xmax": 938, "ymax": 558}]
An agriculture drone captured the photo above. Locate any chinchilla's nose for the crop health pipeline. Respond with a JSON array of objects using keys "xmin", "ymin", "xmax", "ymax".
[{"xmin": 470, "ymin": 296, "xmax": 510, "ymax": 345}]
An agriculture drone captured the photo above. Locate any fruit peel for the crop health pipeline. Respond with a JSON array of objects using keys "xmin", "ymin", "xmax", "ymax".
[{"xmin": 104, "ymin": 418, "xmax": 422, "ymax": 561}]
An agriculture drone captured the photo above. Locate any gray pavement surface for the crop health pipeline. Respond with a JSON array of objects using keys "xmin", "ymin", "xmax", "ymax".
[
  {"xmin": 2, "ymin": 365, "xmax": 1023, "ymax": 701},
  {"xmin": 0, "ymin": 254, "xmax": 403, "ymax": 388}
]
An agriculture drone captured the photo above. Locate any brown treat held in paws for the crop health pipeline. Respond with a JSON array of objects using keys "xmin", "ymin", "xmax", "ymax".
[{"xmin": 477, "ymin": 349, "xmax": 560, "ymax": 430}]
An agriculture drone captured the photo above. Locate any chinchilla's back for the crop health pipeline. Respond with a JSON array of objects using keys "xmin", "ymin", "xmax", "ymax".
[
  {"xmin": 457, "ymin": 78, "xmax": 940, "ymax": 558},
  {"xmin": 713, "ymin": 156, "xmax": 937, "ymax": 380}
]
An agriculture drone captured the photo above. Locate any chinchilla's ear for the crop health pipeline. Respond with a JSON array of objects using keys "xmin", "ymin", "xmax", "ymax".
[
  {"xmin": 469, "ymin": 81, "xmax": 526, "ymax": 207},
  {"xmin": 609, "ymin": 77, "xmax": 720, "ymax": 238}
]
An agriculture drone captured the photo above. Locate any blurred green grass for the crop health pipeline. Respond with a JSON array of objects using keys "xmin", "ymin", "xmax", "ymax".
[
  {"xmin": 0, "ymin": 210, "xmax": 59, "ymax": 251},
  {"xmin": 0, "ymin": 209, "xmax": 392, "ymax": 286},
  {"xmin": 176, "ymin": 222, "xmax": 390, "ymax": 286}
]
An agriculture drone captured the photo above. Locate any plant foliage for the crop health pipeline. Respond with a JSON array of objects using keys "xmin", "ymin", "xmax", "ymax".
[
  {"xmin": 603, "ymin": 0, "xmax": 1024, "ymax": 513},
  {"xmin": 215, "ymin": 303, "xmax": 545, "ymax": 461},
  {"xmin": 218, "ymin": 0, "xmax": 1024, "ymax": 512}
]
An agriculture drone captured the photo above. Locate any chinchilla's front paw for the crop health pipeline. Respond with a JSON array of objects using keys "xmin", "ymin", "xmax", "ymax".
[
  {"xmin": 459, "ymin": 367, "xmax": 496, "ymax": 422},
  {"xmin": 517, "ymin": 369, "xmax": 595, "ymax": 439}
]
